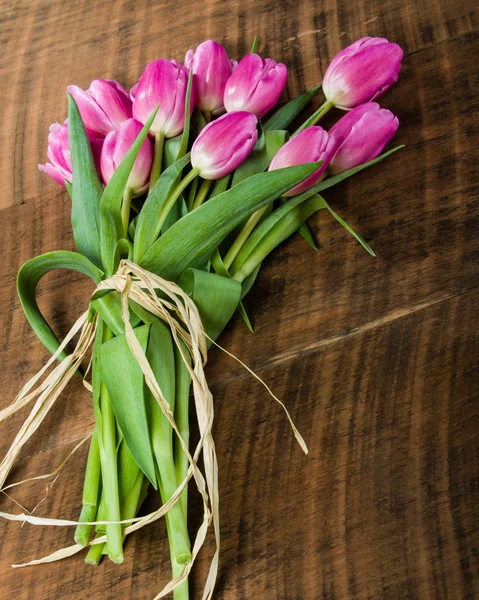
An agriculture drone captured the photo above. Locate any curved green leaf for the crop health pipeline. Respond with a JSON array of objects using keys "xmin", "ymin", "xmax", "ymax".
[
  {"xmin": 263, "ymin": 84, "xmax": 322, "ymax": 131},
  {"xmin": 139, "ymin": 162, "xmax": 320, "ymax": 281},
  {"xmin": 17, "ymin": 250, "xmax": 104, "ymax": 357},
  {"xmin": 68, "ymin": 94, "xmax": 104, "ymax": 268}
]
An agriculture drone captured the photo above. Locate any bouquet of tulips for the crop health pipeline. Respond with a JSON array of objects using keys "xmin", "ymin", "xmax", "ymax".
[{"xmin": 0, "ymin": 37, "xmax": 403, "ymax": 599}]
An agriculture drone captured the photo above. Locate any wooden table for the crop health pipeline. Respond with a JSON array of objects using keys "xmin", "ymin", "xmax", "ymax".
[{"xmin": 0, "ymin": 1, "xmax": 477, "ymax": 598}]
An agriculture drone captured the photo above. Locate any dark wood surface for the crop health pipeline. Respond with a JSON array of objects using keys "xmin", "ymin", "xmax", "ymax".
[{"xmin": 0, "ymin": 1, "xmax": 478, "ymax": 598}]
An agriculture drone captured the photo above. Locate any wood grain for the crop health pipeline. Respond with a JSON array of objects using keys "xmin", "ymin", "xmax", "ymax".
[{"xmin": 0, "ymin": 0, "xmax": 478, "ymax": 598}]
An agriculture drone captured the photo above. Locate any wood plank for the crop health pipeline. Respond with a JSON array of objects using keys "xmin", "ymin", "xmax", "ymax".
[
  {"xmin": 0, "ymin": 0, "xmax": 478, "ymax": 598},
  {"xmin": 0, "ymin": 289, "xmax": 477, "ymax": 599}
]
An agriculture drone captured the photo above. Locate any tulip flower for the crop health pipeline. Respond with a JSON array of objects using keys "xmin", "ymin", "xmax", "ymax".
[
  {"xmin": 132, "ymin": 58, "xmax": 193, "ymax": 189},
  {"xmin": 38, "ymin": 121, "xmax": 102, "ymax": 187},
  {"xmin": 184, "ymin": 40, "xmax": 235, "ymax": 119},
  {"xmin": 190, "ymin": 111, "xmax": 258, "ymax": 180},
  {"xmin": 323, "ymin": 37, "xmax": 403, "ymax": 109},
  {"xmin": 268, "ymin": 126, "xmax": 334, "ymax": 196},
  {"xmin": 328, "ymin": 102, "xmax": 399, "ymax": 174},
  {"xmin": 67, "ymin": 80, "xmax": 132, "ymax": 138},
  {"xmin": 100, "ymin": 118, "xmax": 153, "ymax": 191},
  {"xmin": 295, "ymin": 37, "xmax": 403, "ymax": 135},
  {"xmin": 223, "ymin": 53, "xmax": 287, "ymax": 118},
  {"xmin": 132, "ymin": 59, "xmax": 192, "ymax": 138}
]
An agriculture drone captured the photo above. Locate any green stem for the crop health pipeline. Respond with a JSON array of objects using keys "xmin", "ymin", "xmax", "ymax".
[
  {"xmin": 293, "ymin": 99, "xmax": 333, "ymax": 136},
  {"xmin": 98, "ymin": 325, "xmax": 123, "ymax": 564},
  {"xmin": 155, "ymin": 451, "xmax": 191, "ymax": 564},
  {"xmin": 99, "ymin": 381, "xmax": 123, "ymax": 563},
  {"xmin": 85, "ymin": 538, "xmax": 104, "ymax": 565},
  {"xmin": 161, "ymin": 480, "xmax": 190, "ymax": 600},
  {"xmin": 191, "ymin": 178, "xmax": 213, "ymax": 210},
  {"xmin": 74, "ymin": 426, "xmax": 101, "ymax": 546},
  {"xmin": 174, "ymin": 342, "xmax": 191, "ymax": 517},
  {"xmin": 223, "ymin": 206, "xmax": 269, "ymax": 269},
  {"xmin": 121, "ymin": 187, "xmax": 133, "ymax": 237},
  {"xmin": 121, "ymin": 469, "xmax": 144, "ymax": 528},
  {"xmin": 186, "ymin": 175, "xmax": 199, "ymax": 211},
  {"xmin": 156, "ymin": 168, "xmax": 200, "ymax": 233},
  {"xmin": 149, "ymin": 131, "xmax": 165, "ymax": 192}
]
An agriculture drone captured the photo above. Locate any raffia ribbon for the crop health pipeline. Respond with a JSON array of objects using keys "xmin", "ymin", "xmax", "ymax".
[{"xmin": 0, "ymin": 260, "xmax": 307, "ymax": 599}]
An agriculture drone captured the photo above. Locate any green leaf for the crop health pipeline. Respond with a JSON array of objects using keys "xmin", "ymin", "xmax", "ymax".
[
  {"xmin": 145, "ymin": 318, "xmax": 176, "ymax": 447},
  {"xmin": 210, "ymin": 173, "xmax": 232, "ymax": 198},
  {"xmin": 17, "ymin": 251, "xmax": 104, "ymax": 358},
  {"xmin": 263, "ymin": 84, "xmax": 322, "ymax": 131},
  {"xmin": 321, "ymin": 197, "xmax": 375, "ymax": 256},
  {"xmin": 99, "ymin": 108, "xmax": 158, "ymax": 275},
  {"xmin": 178, "ymin": 268, "xmax": 241, "ymax": 344},
  {"xmin": 68, "ymin": 94, "xmax": 104, "ymax": 268},
  {"xmin": 302, "ymin": 146, "xmax": 405, "ymax": 199},
  {"xmin": 298, "ymin": 223, "xmax": 318, "ymax": 249},
  {"xmin": 190, "ymin": 107, "xmax": 207, "ymax": 139},
  {"xmin": 250, "ymin": 37, "xmax": 259, "ymax": 53},
  {"xmin": 210, "ymin": 249, "xmax": 253, "ymax": 332},
  {"xmin": 99, "ymin": 324, "xmax": 157, "ymax": 487},
  {"xmin": 162, "ymin": 197, "xmax": 188, "ymax": 232},
  {"xmin": 280, "ymin": 197, "xmax": 317, "ymax": 250},
  {"xmin": 241, "ymin": 263, "xmax": 261, "ymax": 298},
  {"xmin": 176, "ymin": 69, "xmax": 194, "ymax": 160},
  {"xmin": 163, "ymin": 136, "xmax": 182, "ymax": 167},
  {"xmin": 128, "ymin": 215, "xmax": 138, "ymax": 240},
  {"xmin": 117, "ymin": 440, "xmax": 141, "ymax": 508},
  {"xmin": 232, "ymin": 130, "xmax": 288, "ymax": 186},
  {"xmin": 90, "ymin": 292, "xmax": 141, "ymax": 336},
  {"xmin": 133, "ymin": 153, "xmax": 191, "ymax": 264},
  {"xmin": 231, "ymin": 194, "xmax": 327, "ymax": 282},
  {"xmin": 139, "ymin": 162, "xmax": 321, "ymax": 281}
]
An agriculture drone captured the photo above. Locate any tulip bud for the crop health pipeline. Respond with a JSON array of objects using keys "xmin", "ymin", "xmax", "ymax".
[
  {"xmin": 268, "ymin": 126, "xmax": 334, "ymax": 196},
  {"xmin": 328, "ymin": 102, "xmax": 399, "ymax": 174},
  {"xmin": 132, "ymin": 59, "xmax": 193, "ymax": 138},
  {"xmin": 191, "ymin": 111, "xmax": 258, "ymax": 179},
  {"xmin": 223, "ymin": 53, "xmax": 287, "ymax": 118},
  {"xmin": 184, "ymin": 40, "xmax": 235, "ymax": 117},
  {"xmin": 67, "ymin": 79, "xmax": 133, "ymax": 138},
  {"xmin": 100, "ymin": 118, "xmax": 153, "ymax": 192},
  {"xmin": 38, "ymin": 121, "xmax": 102, "ymax": 187},
  {"xmin": 323, "ymin": 37, "xmax": 403, "ymax": 109}
]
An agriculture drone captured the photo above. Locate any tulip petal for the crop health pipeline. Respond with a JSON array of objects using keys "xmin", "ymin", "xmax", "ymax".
[
  {"xmin": 88, "ymin": 79, "xmax": 132, "ymax": 129},
  {"xmin": 67, "ymin": 84, "xmax": 115, "ymax": 138}
]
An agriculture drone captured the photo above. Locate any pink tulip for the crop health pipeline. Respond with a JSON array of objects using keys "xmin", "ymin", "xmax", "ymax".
[
  {"xmin": 131, "ymin": 59, "xmax": 192, "ymax": 138},
  {"xmin": 67, "ymin": 79, "xmax": 132, "ymax": 138},
  {"xmin": 191, "ymin": 111, "xmax": 258, "ymax": 179},
  {"xmin": 268, "ymin": 126, "xmax": 334, "ymax": 196},
  {"xmin": 38, "ymin": 121, "xmax": 102, "ymax": 187},
  {"xmin": 100, "ymin": 119, "xmax": 153, "ymax": 191},
  {"xmin": 328, "ymin": 102, "xmax": 399, "ymax": 174},
  {"xmin": 223, "ymin": 53, "xmax": 287, "ymax": 118},
  {"xmin": 322, "ymin": 37, "xmax": 403, "ymax": 109},
  {"xmin": 184, "ymin": 40, "xmax": 235, "ymax": 117}
]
